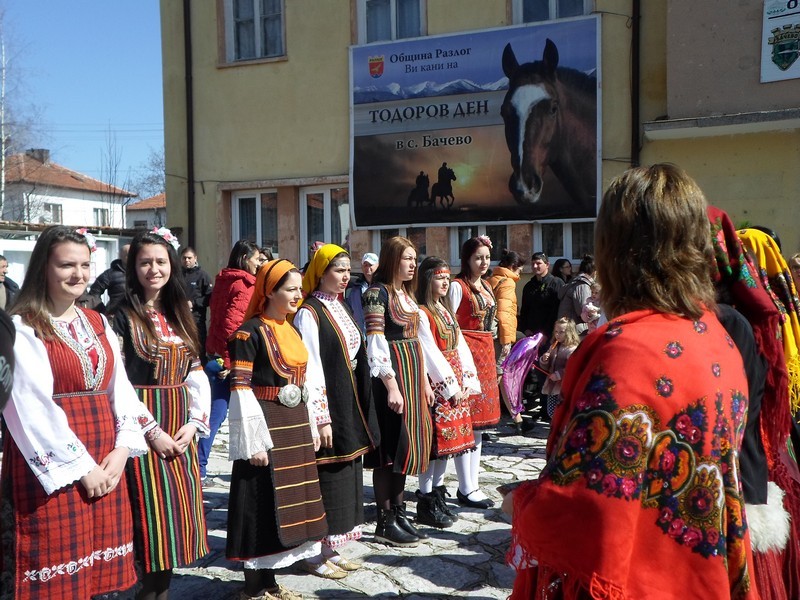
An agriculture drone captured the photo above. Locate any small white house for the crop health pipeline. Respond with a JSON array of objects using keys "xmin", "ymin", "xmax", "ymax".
[
  {"xmin": 0, "ymin": 149, "xmax": 136, "ymax": 286},
  {"xmin": 2, "ymin": 149, "xmax": 135, "ymax": 228},
  {"xmin": 126, "ymin": 193, "xmax": 167, "ymax": 229}
]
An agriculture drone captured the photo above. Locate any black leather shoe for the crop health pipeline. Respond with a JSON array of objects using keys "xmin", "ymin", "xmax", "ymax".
[
  {"xmin": 481, "ymin": 432, "xmax": 499, "ymax": 443},
  {"xmin": 374, "ymin": 507, "xmax": 419, "ymax": 547},
  {"xmin": 456, "ymin": 489, "xmax": 494, "ymax": 509},
  {"xmin": 393, "ymin": 502, "xmax": 429, "ymax": 539}
]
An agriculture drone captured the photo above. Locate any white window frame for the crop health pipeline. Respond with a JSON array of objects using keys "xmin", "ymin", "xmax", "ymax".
[
  {"xmin": 532, "ymin": 220, "xmax": 594, "ymax": 262},
  {"xmin": 356, "ymin": 0, "xmax": 427, "ymax": 44},
  {"xmin": 223, "ymin": 0, "xmax": 286, "ymax": 63},
  {"xmin": 511, "ymin": 0, "xmax": 593, "ymax": 23},
  {"xmin": 231, "ymin": 189, "xmax": 280, "ymax": 256},
  {"xmin": 42, "ymin": 202, "xmax": 62, "ymax": 224},
  {"xmin": 299, "ymin": 186, "xmax": 350, "ymax": 266},
  {"xmin": 93, "ymin": 208, "xmax": 110, "ymax": 227},
  {"xmin": 448, "ymin": 224, "xmax": 509, "ymax": 267}
]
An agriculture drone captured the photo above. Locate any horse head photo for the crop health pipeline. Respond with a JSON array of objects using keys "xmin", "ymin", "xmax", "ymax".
[{"xmin": 500, "ymin": 38, "xmax": 597, "ymax": 208}]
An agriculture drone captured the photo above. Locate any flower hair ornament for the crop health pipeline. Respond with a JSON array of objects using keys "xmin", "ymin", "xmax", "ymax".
[
  {"xmin": 151, "ymin": 227, "xmax": 180, "ymax": 251},
  {"xmin": 75, "ymin": 228, "xmax": 98, "ymax": 253},
  {"xmin": 477, "ymin": 235, "xmax": 493, "ymax": 249}
]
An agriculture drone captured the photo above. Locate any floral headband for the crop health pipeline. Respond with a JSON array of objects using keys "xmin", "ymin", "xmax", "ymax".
[
  {"xmin": 151, "ymin": 227, "xmax": 180, "ymax": 250},
  {"xmin": 75, "ymin": 228, "xmax": 97, "ymax": 253},
  {"xmin": 477, "ymin": 235, "xmax": 493, "ymax": 249}
]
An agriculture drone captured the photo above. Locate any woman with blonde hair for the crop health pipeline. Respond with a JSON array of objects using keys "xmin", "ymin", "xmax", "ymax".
[
  {"xmin": 226, "ymin": 259, "xmax": 327, "ymax": 600},
  {"xmin": 363, "ymin": 236, "xmax": 435, "ymax": 546},
  {"xmin": 505, "ymin": 164, "xmax": 758, "ymax": 599}
]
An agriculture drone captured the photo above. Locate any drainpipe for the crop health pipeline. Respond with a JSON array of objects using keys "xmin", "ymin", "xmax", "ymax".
[
  {"xmin": 183, "ymin": 0, "xmax": 196, "ymax": 248},
  {"xmin": 630, "ymin": 0, "xmax": 641, "ymax": 167}
]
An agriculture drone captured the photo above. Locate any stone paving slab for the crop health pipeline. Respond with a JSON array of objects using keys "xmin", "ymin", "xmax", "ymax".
[
  {"xmin": 167, "ymin": 419, "xmax": 548, "ymax": 599},
  {"xmin": 0, "ymin": 417, "xmax": 550, "ymax": 599}
]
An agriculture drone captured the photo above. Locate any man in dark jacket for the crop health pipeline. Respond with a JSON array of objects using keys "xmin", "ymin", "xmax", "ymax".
[
  {"xmin": 88, "ymin": 243, "xmax": 130, "ymax": 318},
  {"xmin": 0, "ymin": 255, "xmax": 20, "ymax": 311},
  {"xmin": 518, "ymin": 252, "xmax": 564, "ymax": 421},
  {"xmin": 181, "ymin": 246, "xmax": 213, "ymax": 361},
  {"xmin": 519, "ymin": 252, "xmax": 564, "ymax": 342}
]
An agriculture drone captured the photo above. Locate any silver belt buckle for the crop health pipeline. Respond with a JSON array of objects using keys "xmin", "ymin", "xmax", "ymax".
[
  {"xmin": 350, "ymin": 358, "xmax": 358, "ymax": 370},
  {"xmin": 277, "ymin": 384, "xmax": 302, "ymax": 408}
]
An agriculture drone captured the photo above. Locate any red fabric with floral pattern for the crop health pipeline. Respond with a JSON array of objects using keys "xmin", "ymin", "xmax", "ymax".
[{"xmin": 510, "ymin": 309, "xmax": 759, "ymax": 600}]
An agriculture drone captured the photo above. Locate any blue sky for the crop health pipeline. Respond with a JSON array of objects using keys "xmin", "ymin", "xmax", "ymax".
[{"xmin": 7, "ymin": 1, "xmax": 163, "ymax": 190}]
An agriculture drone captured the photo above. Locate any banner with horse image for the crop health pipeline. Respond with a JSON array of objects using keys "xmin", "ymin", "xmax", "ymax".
[{"xmin": 349, "ymin": 16, "xmax": 600, "ymax": 228}]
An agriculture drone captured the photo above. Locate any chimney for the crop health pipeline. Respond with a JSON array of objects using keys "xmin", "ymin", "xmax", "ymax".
[{"xmin": 26, "ymin": 148, "xmax": 50, "ymax": 163}]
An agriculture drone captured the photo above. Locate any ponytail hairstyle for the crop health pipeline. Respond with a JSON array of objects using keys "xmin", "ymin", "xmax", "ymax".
[{"xmin": 122, "ymin": 230, "xmax": 201, "ymax": 358}]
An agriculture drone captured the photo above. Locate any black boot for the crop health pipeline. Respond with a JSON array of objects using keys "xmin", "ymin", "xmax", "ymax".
[
  {"xmin": 374, "ymin": 507, "xmax": 419, "ymax": 547},
  {"xmin": 415, "ymin": 490, "xmax": 454, "ymax": 529},
  {"xmin": 393, "ymin": 502, "xmax": 429, "ymax": 539},
  {"xmin": 432, "ymin": 485, "xmax": 459, "ymax": 522}
]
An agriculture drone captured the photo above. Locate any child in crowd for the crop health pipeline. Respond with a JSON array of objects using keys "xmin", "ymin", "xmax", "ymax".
[
  {"xmin": 539, "ymin": 317, "xmax": 580, "ymax": 418},
  {"xmin": 581, "ymin": 281, "xmax": 603, "ymax": 335}
]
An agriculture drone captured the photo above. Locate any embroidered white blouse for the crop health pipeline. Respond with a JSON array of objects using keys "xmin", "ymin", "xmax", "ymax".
[
  {"xmin": 3, "ymin": 314, "xmax": 150, "ymax": 495},
  {"xmin": 294, "ymin": 290, "xmax": 362, "ymax": 427},
  {"xmin": 417, "ymin": 305, "xmax": 482, "ymax": 398},
  {"xmin": 366, "ymin": 287, "xmax": 420, "ymax": 379}
]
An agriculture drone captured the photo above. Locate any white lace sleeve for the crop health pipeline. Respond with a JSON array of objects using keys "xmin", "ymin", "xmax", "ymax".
[
  {"xmin": 417, "ymin": 310, "xmax": 460, "ymax": 400},
  {"xmin": 185, "ymin": 366, "xmax": 212, "ymax": 437},
  {"xmin": 3, "ymin": 318, "xmax": 96, "ymax": 494},
  {"xmin": 448, "ymin": 280, "xmax": 464, "ymax": 312},
  {"xmin": 228, "ymin": 387, "xmax": 273, "ymax": 461},
  {"xmin": 294, "ymin": 307, "xmax": 331, "ymax": 426}
]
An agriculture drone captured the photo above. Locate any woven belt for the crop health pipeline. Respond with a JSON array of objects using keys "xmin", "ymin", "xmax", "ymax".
[{"xmin": 253, "ymin": 385, "xmax": 282, "ymax": 402}]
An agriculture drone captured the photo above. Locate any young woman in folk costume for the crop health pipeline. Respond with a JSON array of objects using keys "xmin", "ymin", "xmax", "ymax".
[
  {"xmin": 226, "ymin": 259, "xmax": 327, "ymax": 600},
  {"xmin": 1, "ymin": 226, "xmax": 150, "ymax": 600},
  {"xmin": 447, "ymin": 236, "xmax": 501, "ymax": 509},
  {"xmin": 414, "ymin": 256, "xmax": 480, "ymax": 528},
  {"xmin": 293, "ymin": 244, "xmax": 380, "ymax": 578},
  {"xmin": 363, "ymin": 236, "xmax": 436, "ymax": 546},
  {"xmin": 113, "ymin": 229, "xmax": 211, "ymax": 600}
]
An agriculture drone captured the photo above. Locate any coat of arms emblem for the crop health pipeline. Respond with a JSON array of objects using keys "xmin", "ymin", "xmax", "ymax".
[
  {"xmin": 769, "ymin": 24, "xmax": 800, "ymax": 71},
  {"xmin": 369, "ymin": 55, "xmax": 384, "ymax": 78}
]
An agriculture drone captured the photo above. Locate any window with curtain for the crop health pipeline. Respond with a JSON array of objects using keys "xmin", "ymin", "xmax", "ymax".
[
  {"xmin": 227, "ymin": 0, "xmax": 285, "ymax": 62},
  {"xmin": 233, "ymin": 190, "xmax": 280, "ymax": 256},
  {"xmin": 454, "ymin": 225, "xmax": 508, "ymax": 265},
  {"xmin": 362, "ymin": 0, "xmax": 422, "ymax": 43},
  {"xmin": 541, "ymin": 223, "xmax": 563, "ymax": 258},
  {"xmin": 518, "ymin": 0, "xmax": 590, "ymax": 23},
  {"xmin": 571, "ymin": 222, "xmax": 594, "ymax": 259}
]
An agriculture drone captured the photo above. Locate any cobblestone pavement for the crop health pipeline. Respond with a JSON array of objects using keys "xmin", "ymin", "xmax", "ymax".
[
  {"xmin": 0, "ymin": 418, "xmax": 549, "ymax": 599},
  {"xmin": 171, "ymin": 420, "xmax": 549, "ymax": 599}
]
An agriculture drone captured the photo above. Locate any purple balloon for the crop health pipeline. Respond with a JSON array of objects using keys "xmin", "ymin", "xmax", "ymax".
[{"xmin": 501, "ymin": 334, "xmax": 545, "ymax": 416}]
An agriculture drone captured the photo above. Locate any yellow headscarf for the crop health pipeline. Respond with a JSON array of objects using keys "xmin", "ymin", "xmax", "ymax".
[
  {"xmin": 243, "ymin": 258, "xmax": 298, "ymax": 322},
  {"xmin": 302, "ymin": 244, "xmax": 349, "ymax": 295},
  {"xmin": 738, "ymin": 228, "xmax": 800, "ymax": 413}
]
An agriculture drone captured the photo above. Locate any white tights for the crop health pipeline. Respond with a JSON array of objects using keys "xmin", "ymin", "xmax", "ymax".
[
  {"xmin": 418, "ymin": 457, "xmax": 449, "ymax": 494},
  {"xmin": 454, "ymin": 432, "xmax": 488, "ymax": 501}
]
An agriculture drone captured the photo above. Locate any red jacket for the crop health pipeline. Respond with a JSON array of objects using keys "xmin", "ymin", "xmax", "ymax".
[{"xmin": 206, "ymin": 268, "xmax": 256, "ymax": 367}]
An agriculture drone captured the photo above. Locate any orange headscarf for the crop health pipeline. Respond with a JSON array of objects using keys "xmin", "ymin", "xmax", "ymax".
[
  {"xmin": 242, "ymin": 258, "xmax": 307, "ymax": 370},
  {"xmin": 243, "ymin": 258, "xmax": 297, "ymax": 322}
]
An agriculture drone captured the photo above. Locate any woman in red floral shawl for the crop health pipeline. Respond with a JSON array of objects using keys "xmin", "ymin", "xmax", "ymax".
[{"xmin": 504, "ymin": 164, "xmax": 759, "ymax": 599}]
